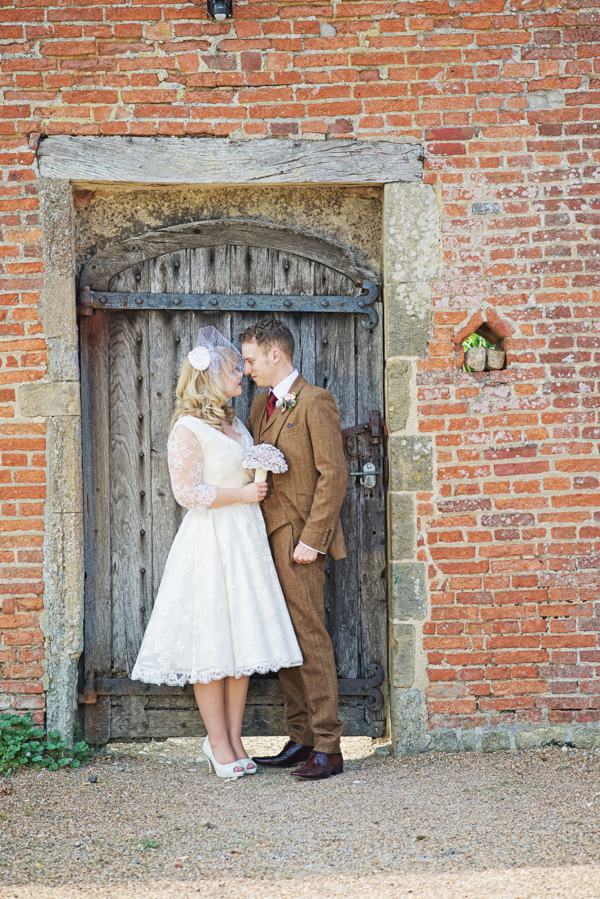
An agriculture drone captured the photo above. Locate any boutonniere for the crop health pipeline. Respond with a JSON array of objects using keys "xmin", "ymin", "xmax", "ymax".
[{"xmin": 276, "ymin": 392, "xmax": 298, "ymax": 413}]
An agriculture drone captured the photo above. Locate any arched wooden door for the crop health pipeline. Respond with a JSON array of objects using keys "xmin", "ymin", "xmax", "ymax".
[{"xmin": 78, "ymin": 221, "xmax": 387, "ymax": 743}]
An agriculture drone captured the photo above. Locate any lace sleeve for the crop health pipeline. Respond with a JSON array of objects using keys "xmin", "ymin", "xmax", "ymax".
[{"xmin": 167, "ymin": 423, "xmax": 217, "ymax": 511}]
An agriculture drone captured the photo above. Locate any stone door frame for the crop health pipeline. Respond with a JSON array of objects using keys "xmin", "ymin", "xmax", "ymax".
[{"xmin": 30, "ymin": 138, "xmax": 441, "ymax": 748}]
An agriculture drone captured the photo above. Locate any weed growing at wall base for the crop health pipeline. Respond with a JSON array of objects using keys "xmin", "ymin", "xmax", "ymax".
[{"xmin": 0, "ymin": 713, "xmax": 90, "ymax": 776}]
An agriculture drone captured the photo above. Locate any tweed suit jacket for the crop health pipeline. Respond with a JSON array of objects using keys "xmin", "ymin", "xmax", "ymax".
[{"xmin": 247, "ymin": 374, "xmax": 347, "ymax": 559}]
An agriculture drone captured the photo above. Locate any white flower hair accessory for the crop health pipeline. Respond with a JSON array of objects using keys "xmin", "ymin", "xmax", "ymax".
[
  {"xmin": 188, "ymin": 346, "xmax": 211, "ymax": 371},
  {"xmin": 186, "ymin": 325, "xmax": 244, "ymax": 378}
]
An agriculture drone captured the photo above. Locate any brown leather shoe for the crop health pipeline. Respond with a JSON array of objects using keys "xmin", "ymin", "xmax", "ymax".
[
  {"xmin": 290, "ymin": 750, "xmax": 344, "ymax": 780},
  {"xmin": 252, "ymin": 740, "xmax": 314, "ymax": 769}
]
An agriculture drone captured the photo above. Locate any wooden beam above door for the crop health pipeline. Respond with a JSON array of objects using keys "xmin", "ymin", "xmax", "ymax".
[{"xmin": 37, "ymin": 136, "xmax": 423, "ymax": 188}]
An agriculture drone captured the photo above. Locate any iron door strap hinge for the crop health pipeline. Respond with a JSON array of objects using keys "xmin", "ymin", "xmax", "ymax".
[
  {"xmin": 79, "ymin": 281, "xmax": 380, "ymax": 329},
  {"xmin": 78, "ymin": 663, "xmax": 384, "ymax": 713},
  {"xmin": 341, "ymin": 411, "xmax": 388, "ymax": 443},
  {"xmin": 338, "ymin": 663, "xmax": 385, "ymax": 712}
]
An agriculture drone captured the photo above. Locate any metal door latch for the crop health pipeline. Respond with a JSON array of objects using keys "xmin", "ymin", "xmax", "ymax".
[{"xmin": 350, "ymin": 461, "xmax": 378, "ymax": 488}]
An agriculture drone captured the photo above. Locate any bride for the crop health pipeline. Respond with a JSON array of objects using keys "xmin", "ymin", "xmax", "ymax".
[{"xmin": 131, "ymin": 326, "xmax": 302, "ymax": 779}]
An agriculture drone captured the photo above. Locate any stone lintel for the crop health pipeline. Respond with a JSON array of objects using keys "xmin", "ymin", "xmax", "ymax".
[{"xmin": 37, "ymin": 136, "xmax": 424, "ymax": 187}]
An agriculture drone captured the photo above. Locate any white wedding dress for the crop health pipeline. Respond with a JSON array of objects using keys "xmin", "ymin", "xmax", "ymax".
[{"xmin": 131, "ymin": 414, "xmax": 302, "ymax": 686}]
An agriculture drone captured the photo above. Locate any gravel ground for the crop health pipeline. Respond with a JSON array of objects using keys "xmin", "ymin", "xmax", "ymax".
[{"xmin": 1, "ymin": 736, "xmax": 600, "ymax": 899}]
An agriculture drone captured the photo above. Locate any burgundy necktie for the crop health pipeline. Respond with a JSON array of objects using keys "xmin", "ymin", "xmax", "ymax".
[{"xmin": 266, "ymin": 391, "xmax": 277, "ymax": 421}]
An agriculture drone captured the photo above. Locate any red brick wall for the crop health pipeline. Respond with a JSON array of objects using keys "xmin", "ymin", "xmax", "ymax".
[{"xmin": 1, "ymin": 0, "xmax": 599, "ymax": 737}]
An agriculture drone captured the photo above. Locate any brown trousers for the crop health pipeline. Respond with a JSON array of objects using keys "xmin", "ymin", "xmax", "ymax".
[{"xmin": 269, "ymin": 524, "xmax": 343, "ymax": 754}]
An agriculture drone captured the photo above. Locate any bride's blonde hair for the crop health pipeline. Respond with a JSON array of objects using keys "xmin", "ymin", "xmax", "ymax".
[{"xmin": 170, "ymin": 356, "xmax": 236, "ymax": 433}]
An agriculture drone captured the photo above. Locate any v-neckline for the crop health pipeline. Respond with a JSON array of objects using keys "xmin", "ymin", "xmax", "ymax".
[{"xmin": 220, "ymin": 419, "xmax": 246, "ymax": 448}]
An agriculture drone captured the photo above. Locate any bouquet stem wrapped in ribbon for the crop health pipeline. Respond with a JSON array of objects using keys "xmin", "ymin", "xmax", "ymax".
[{"xmin": 242, "ymin": 444, "xmax": 288, "ymax": 482}]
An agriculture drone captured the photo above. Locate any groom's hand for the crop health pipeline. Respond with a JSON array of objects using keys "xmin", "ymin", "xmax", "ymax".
[{"xmin": 293, "ymin": 543, "xmax": 318, "ymax": 565}]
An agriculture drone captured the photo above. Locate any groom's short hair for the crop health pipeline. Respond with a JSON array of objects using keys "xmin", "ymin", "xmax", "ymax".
[{"xmin": 239, "ymin": 319, "xmax": 295, "ymax": 362}]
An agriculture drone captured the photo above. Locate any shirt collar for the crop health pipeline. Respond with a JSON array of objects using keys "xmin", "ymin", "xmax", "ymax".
[{"xmin": 271, "ymin": 369, "xmax": 299, "ymax": 401}]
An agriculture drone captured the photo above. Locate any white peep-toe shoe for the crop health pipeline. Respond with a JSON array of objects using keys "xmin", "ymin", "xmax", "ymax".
[
  {"xmin": 202, "ymin": 737, "xmax": 244, "ymax": 779},
  {"xmin": 237, "ymin": 757, "xmax": 257, "ymax": 774}
]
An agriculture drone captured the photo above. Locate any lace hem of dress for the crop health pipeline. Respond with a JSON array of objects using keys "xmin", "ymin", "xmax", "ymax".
[{"xmin": 131, "ymin": 658, "xmax": 302, "ymax": 687}]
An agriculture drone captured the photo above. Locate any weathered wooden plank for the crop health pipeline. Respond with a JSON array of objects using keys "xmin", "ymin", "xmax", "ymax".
[
  {"xmin": 229, "ymin": 246, "xmax": 270, "ymax": 427},
  {"xmin": 356, "ymin": 307, "xmax": 388, "ymax": 731},
  {"xmin": 108, "ymin": 697, "xmax": 382, "ymax": 740},
  {"xmin": 39, "ymin": 135, "xmax": 423, "ymax": 188},
  {"xmin": 320, "ymin": 267, "xmax": 358, "ymax": 683},
  {"xmin": 316, "ymin": 304, "xmax": 360, "ymax": 679},
  {"xmin": 85, "ymin": 696, "xmax": 111, "ymax": 746},
  {"xmin": 294, "ymin": 258, "xmax": 317, "ymax": 385},
  {"xmin": 148, "ymin": 251, "xmax": 192, "ymax": 600},
  {"xmin": 108, "ymin": 309, "xmax": 153, "ymax": 675},
  {"xmin": 232, "ymin": 308, "xmax": 261, "ymax": 429},
  {"xmin": 188, "ymin": 245, "xmax": 236, "ymax": 421},
  {"xmin": 81, "ymin": 220, "xmax": 378, "ymax": 290},
  {"xmin": 80, "ymin": 310, "xmax": 112, "ymax": 743},
  {"xmin": 190, "ymin": 245, "xmax": 231, "ymax": 295}
]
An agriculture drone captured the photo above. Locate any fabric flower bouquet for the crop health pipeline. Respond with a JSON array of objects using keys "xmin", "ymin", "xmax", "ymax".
[{"xmin": 242, "ymin": 444, "xmax": 288, "ymax": 482}]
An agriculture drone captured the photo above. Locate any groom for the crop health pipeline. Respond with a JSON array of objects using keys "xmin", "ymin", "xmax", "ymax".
[{"xmin": 240, "ymin": 319, "xmax": 348, "ymax": 780}]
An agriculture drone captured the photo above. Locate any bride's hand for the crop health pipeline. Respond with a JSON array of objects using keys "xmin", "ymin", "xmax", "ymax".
[{"xmin": 241, "ymin": 482, "xmax": 269, "ymax": 503}]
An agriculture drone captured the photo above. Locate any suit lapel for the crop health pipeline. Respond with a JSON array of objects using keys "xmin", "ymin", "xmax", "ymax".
[{"xmin": 261, "ymin": 374, "xmax": 307, "ymax": 446}]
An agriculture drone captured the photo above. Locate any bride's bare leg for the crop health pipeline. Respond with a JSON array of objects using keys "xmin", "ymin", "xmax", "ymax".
[
  {"xmin": 193, "ymin": 680, "xmax": 242, "ymax": 768},
  {"xmin": 224, "ymin": 675, "xmax": 252, "ymax": 760}
]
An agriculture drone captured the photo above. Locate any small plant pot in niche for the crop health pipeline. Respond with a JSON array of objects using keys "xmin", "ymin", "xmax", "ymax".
[
  {"xmin": 486, "ymin": 348, "xmax": 505, "ymax": 370},
  {"xmin": 465, "ymin": 346, "xmax": 486, "ymax": 371}
]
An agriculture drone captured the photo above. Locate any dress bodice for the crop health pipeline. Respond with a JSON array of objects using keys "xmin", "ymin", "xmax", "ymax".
[{"xmin": 168, "ymin": 415, "xmax": 254, "ymax": 510}]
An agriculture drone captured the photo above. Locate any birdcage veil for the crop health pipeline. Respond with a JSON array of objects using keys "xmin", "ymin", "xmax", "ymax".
[{"xmin": 188, "ymin": 326, "xmax": 244, "ymax": 379}]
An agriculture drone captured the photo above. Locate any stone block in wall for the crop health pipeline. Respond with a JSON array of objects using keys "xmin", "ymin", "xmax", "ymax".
[
  {"xmin": 19, "ymin": 381, "xmax": 80, "ymax": 418},
  {"xmin": 46, "ymin": 416, "xmax": 83, "ymax": 515},
  {"xmin": 516, "ymin": 727, "xmax": 565, "ymax": 750},
  {"xmin": 42, "ymin": 511, "xmax": 84, "ymax": 740},
  {"xmin": 41, "ymin": 274, "xmax": 78, "ymax": 343},
  {"xmin": 385, "ymin": 281, "xmax": 432, "ymax": 358},
  {"xmin": 391, "ymin": 622, "xmax": 415, "ymax": 688},
  {"xmin": 389, "ymin": 493, "xmax": 415, "ymax": 559},
  {"xmin": 572, "ymin": 727, "xmax": 600, "ymax": 749},
  {"xmin": 38, "ymin": 180, "xmax": 78, "ymax": 347},
  {"xmin": 386, "ymin": 358, "xmax": 411, "ymax": 432},
  {"xmin": 38, "ymin": 179, "xmax": 76, "ymax": 277},
  {"xmin": 46, "ymin": 338, "xmax": 79, "ymax": 383},
  {"xmin": 392, "ymin": 562, "xmax": 427, "ymax": 620},
  {"xmin": 428, "ymin": 730, "xmax": 460, "ymax": 752},
  {"xmin": 389, "ymin": 686, "xmax": 423, "ymax": 755},
  {"xmin": 383, "ymin": 182, "xmax": 441, "ymax": 284},
  {"xmin": 482, "ymin": 731, "xmax": 511, "ymax": 751},
  {"xmin": 462, "ymin": 729, "xmax": 477, "ymax": 752},
  {"xmin": 390, "ymin": 435, "xmax": 433, "ymax": 492}
]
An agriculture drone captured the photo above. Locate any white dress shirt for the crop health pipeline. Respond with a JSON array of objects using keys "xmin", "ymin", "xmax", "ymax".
[
  {"xmin": 271, "ymin": 369, "xmax": 299, "ymax": 401},
  {"xmin": 269, "ymin": 370, "xmax": 323, "ymax": 555}
]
